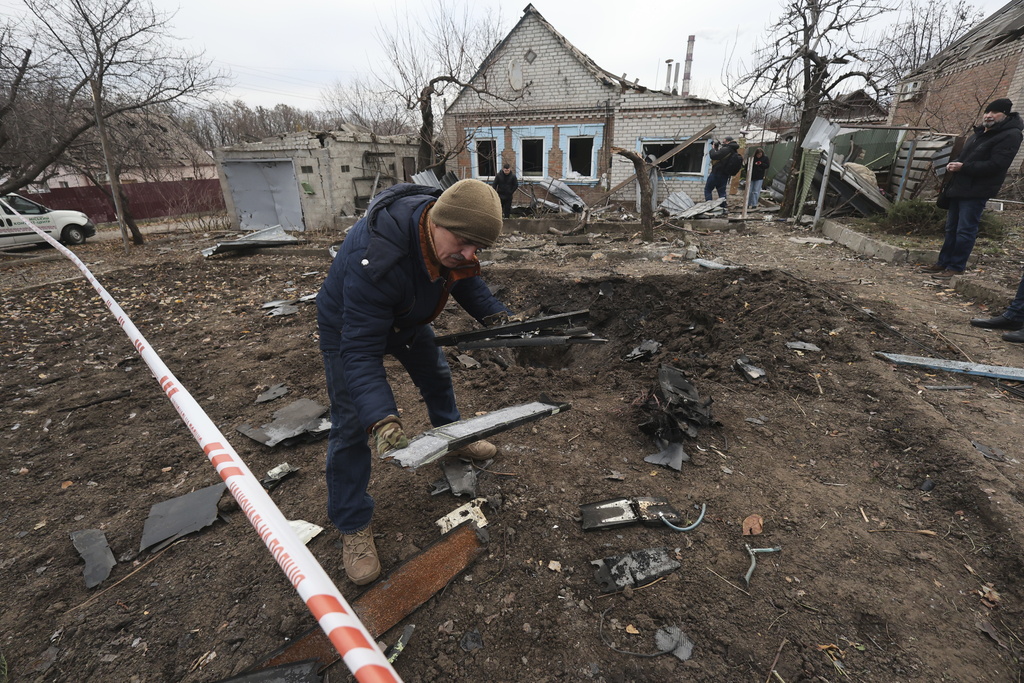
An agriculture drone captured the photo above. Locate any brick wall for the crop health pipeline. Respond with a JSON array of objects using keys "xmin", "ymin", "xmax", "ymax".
[{"xmin": 444, "ymin": 10, "xmax": 743, "ymax": 206}]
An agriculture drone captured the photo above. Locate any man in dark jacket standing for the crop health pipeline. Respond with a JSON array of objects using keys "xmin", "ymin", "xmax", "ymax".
[
  {"xmin": 923, "ymin": 98, "xmax": 1023, "ymax": 279},
  {"xmin": 492, "ymin": 163, "xmax": 518, "ymax": 218},
  {"xmin": 704, "ymin": 136, "xmax": 740, "ymax": 201},
  {"xmin": 317, "ymin": 179, "xmax": 511, "ymax": 585}
]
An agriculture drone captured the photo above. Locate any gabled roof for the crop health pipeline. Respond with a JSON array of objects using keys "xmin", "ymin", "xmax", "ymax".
[
  {"xmin": 468, "ymin": 4, "xmax": 676, "ymax": 97},
  {"xmin": 908, "ymin": 0, "xmax": 1024, "ymax": 77}
]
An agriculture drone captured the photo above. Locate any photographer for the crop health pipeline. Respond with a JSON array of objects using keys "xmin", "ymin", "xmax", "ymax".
[{"xmin": 704, "ymin": 136, "xmax": 740, "ymax": 201}]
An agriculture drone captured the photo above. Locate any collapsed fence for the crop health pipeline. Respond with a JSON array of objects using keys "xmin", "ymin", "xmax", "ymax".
[{"xmin": 1, "ymin": 198, "xmax": 401, "ymax": 683}]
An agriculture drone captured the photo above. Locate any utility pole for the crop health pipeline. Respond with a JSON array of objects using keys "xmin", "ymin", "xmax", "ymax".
[{"xmin": 90, "ymin": 78, "xmax": 129, "ymax": 254}]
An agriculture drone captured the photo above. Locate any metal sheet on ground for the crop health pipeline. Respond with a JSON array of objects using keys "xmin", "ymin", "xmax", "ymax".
[
  {"xmin": 256, "ymin": 523, "xmax": 487, "ymax": 672},
  {"xmin": 874, "ymin": 352, "xmax": 1024, "ymax": 382}
]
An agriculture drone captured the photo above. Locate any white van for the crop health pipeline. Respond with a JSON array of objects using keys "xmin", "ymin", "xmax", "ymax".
[{"xmin": 0, "ymin": 193, "xmax": 96, "ymax": 248}]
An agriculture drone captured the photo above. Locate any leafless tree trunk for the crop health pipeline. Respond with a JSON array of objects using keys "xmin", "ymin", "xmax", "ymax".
[
  {"xmin": 1, "ymin": 0, "xmax": 219, "ymax": 239},
  {"xmin": 728, "ymin": 0, "xmax": 889, "ymax": 217},
  {"xmin": 615, "ymin": 149, "xmax": 655, "ymax": 241}
]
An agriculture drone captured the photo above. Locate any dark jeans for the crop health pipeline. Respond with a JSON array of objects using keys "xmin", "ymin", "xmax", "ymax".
[
  {"xmin": 937, "ymin": 198, "xmax": 987, "ymax": 272},
  {"xmin": 704, "ymin": 172, "xmax": 728, "ymax": 201},
  {"xmin": 322, "ymin": 328, "xmax": 459, "ymax": 533},
  {"xmin": 498, "ymin": 193, "xmax": 513, "ymax": 218},
  {"xmin": 1003, "ymin": 270, "xmax": 1024, "ymax": 322}
]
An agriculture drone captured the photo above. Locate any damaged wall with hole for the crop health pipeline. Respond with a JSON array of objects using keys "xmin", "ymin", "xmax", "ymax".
[
  {"xmin": 214, "ymin": 128, "xmax": 420, "ymax": 232},
  {"xmin": 443, "ymin": 4, "xmax": 744, "ymax": 207}
]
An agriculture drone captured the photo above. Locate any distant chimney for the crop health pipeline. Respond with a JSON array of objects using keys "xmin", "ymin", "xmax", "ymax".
[
  {"xmin": 664, "ymin": 59, "xmax": 674, "ymax": 92},
  {"xmin": 673, "ymin": 62, "xmax": 681, "ymax": 95},
  {"xmin": 682, "ymin": 36, "xmax": 695, "ymax": 97}
]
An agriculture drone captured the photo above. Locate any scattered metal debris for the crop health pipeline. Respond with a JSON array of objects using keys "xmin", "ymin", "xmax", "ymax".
[
  {"xmin": 434, "ymin": 310, "xmax": 602, "ymax": 350},
  {"xmin": 237, "ymin": 399, "xmax": 329, "ymax": 448},
  {"xmin": 580, "ymin": 496, "xmax": 685, "ymax": 531},
  {"xmin": 644, "ymin": 441, "xmax": 689, "ymax": 471},
  {"xmin": 460, "ymin": 628, "xmax": 484, "ymax": 652},
  {"xmin": 743, "ymin": 544, "xmax": 782, "ymax": 587},
  {"xmin": 288, "ymin": 520, "xmax": 323, "ymax": 545},
  {"xmin": 591, "ymin": 547, "xmax": 681, "ymax": 593},
  {"xmin": 260, "ymin": 462, "xmax": 299, "ymax": 491},
  {"xmin": 786, "ymin": 341, "xmax": 821, "ymax": 352},
  {"xmin": 139, "ymin": 483, "xmax": 227, "ymax": 552},
  {"xmin": 384, "ymin": 624, "xmax": 416, "ymax": 664},
  {"xmin": 788, "ymin": 237, "xmax": 834, "ymax": 245},
  {"xmin": 659, "ymin": 503, "xmax": 707, "ymax": 532},
  {"xmin": 919, "ymin": 478, "xmax": 936, "ymax": 492},
  {"xmin": 534, "ymin": 177, "xmax": 585, "ymax": 212},
  {"xmin": 262, "ymin": 293, "xmax": 316, "ymax": 317},
  {"xmin": 658, "ymin": 191, "xmax": 696, "ymax": 217},
  {"xmin": 436, "ymin": 498, "xmax": 489, "ymax": 533},
  {"xmin": 677, "ymin": 197, "xmax": 726, "ymax": 218},
  {"xmin": 692, "ymin": 258, "xmax": 738, "ymax": 270},
  {"xmin": 874, "ymin": 352, "xmax": 1024, "ymax": 382},
  {"xmin": 657, "ymin": 627, "xmax": 695, "ymax": 662},
  {"xmin": 212, "ymin": 658, "xmax": 321, "ymax": 683},
  {"xmin": 255, "ymin": 383, "xmax": 289, "ymax": 404},
  {"xmin": 382, "ymin": 400, "xmax": 570, "ymax": 469},
  {"xmin": 440, "ymin": 459, "xmax": 479, "ymax": 497},
  {"xmin": 255, "ymin": 523, "xmax": 486, "ymax": 673},
  {"xmin": 411, "ymin": 170, "xmax": 459, "ymax": 190},
  {"xmin": 201, "ymin": 226, "xmax": 299, "ymax": 258},
  {"xmin": 734, "ymin": 355, "xmax": 766, "ymax": 382},
  {"xmin": 923, "ymin": 385, "xmax": 972, "ymax": 391},
  {"xmin": 626, "ymin": 339, "xmax": 661, "ymax": 362},
  {"xmin": 456, "ymin": 354, "xmax": 481, "ymax": 369},
  {"xmin": 972, "ymin": 441, "xmax": 1008, "ymax": 462},
  {"xmin": 70, "ymin": 529, "xmax": 116, "ymax": 588}
]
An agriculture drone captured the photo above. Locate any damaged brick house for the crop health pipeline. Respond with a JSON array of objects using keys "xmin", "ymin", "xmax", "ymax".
[
  {"xmin": 889, "ymin": 0, "xmax": 1024, "ymax": 175},
  {"xmin": 442, "ymin": 4, "xmax": 744, "ymax": 208},
  {"xmin": 214, "ymin": 127, "xmax": 419, "ymax": 231}
]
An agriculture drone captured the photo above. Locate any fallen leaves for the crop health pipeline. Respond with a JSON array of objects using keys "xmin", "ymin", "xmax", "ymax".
[{"xmin": 742, "ymin": 514, "xmax": 764, "ymax": 536}]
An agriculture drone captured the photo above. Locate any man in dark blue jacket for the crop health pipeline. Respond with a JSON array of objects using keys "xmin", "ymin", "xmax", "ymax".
[
  {"xmin": 922, "ymin": 98, "xmax": 1023, "ymax": 279},
  {"xmin": 317, "ymin": 179, "xmax": 511, "ymax": 585}
]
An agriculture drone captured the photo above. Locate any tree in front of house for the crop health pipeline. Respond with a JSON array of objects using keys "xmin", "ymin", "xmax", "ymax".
[
  {"xmin": 731, "ymin": 0, "xmax": 890, "ymax": 217},
  {"xmin": 1, "ymin": 0, "xmax": 219, "ymax": 245}
]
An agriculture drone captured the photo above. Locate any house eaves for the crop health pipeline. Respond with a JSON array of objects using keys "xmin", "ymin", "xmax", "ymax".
[{"xmin": 906, "ymin": 0, "xmax": 1024, "ymax": 78}]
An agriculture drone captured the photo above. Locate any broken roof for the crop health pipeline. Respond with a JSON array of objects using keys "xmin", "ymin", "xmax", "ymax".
[
  {"xmin": 461, "ymin": 3, "xmax": 720, "ymax": 104},
  {"xmin": 907, "ymin": 0, "xmax": 1024, "ymax": 77}
]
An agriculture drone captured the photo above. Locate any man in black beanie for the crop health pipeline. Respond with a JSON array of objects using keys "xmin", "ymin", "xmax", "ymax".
[
  {"xmin": 316, "ymin": 179, "xmax": 512, "ymax": 585},
  {"xmin": 922, "ymin": 98, "xmax": 1023, "ymax": 279}
]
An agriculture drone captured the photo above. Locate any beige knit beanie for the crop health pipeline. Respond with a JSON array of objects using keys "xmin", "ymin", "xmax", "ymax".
[{"xmin": 430, "ymin": 179, "xmax": 504, "ymax": 247}]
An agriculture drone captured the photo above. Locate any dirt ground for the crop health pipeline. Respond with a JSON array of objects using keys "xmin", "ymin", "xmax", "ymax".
[{"xmin": 3, "ymin": 206, "xmax": 1024, "ymax": 683}]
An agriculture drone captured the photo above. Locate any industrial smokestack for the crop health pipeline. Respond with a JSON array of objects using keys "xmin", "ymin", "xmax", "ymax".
[
  {"xmin": 664, "ymin": 59, "xmax": 674, "ymax": 92},
  {"xmin": 681, "ymin": 35, "xmax": 695, "ymax": 97},
  {"xmin": 673, "ymin": 62, "xmax": 681, "ymax": 95}
]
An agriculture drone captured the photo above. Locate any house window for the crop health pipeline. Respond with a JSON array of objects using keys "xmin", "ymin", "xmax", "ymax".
[
  {"xmin": 525, "ymin": 49, "xmax": 537, "ymax": 64},
  {"xmin": 340, "ymin": 165, "xmax": 350, "ymax": 173},
  {"xmin": 521, "ymin": 139, "xmax": 544, "ymax": 177},
  {"xmin": 568, "ymin": 137, "xmax": 594, "ymax": 176},
  {"xmin": 58, "ymin": 181, "xmax": 69, "ymax": 188},
  {"xmin": 300, "ymin": 165, "xmax": 314, "ymax": 174},
  {"xmin": 476, "ymin": 140, "xmax": 497, "ymax": 177},
  {"xmin": 642, "ymin": 142, "xmax": 705, "ymax": 174}
]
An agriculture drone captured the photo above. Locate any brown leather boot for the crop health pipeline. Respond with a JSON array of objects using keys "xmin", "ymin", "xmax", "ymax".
[
  {"xmin": 449, "ymin": 439, "xmax": 499, "ymax": 461},
  {"xmin": 342, "ymin": 526, "xmax": 381, "ymax": 585}
]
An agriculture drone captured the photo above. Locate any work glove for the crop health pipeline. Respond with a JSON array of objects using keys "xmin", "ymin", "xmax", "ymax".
[{"xmin": 372, "ymin": 415, "xmax": 409, "ymax": 455}]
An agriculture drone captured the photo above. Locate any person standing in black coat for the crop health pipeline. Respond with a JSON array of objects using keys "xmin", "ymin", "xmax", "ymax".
[
  {"xmin": 492, "ymin": 163, "xmax": 519, "ymax": 218},
  {"xmin": 747, "ymin": 148, "xmax": 770, "ymax": 209},
  {"xmin": 922, "ymin": 98, "xmax": 1023, "ymax": 279}
]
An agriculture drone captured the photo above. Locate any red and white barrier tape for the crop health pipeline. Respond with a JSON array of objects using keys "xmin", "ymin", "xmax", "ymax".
[{"xmin": 3, "ymin": 205, "xmax": 401, "ymax": 683}]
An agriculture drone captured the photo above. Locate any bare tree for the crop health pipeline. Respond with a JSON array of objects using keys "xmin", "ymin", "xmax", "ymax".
[
  {"xmin": 174, "ymin": 100, "xmax": 346, "ymax": 149},
  {"xmin": 0, "ymin": 0, "xmax": 219, "ymax": 245},
  {"xmin": 730, "ymin": 0, "xmax": 891, "ymax": 216},
  {"xmin": 865, "ymin": 0, "xmax": 982, "ymax": 106},
  {"xmin": 320, "ymin": 77, "xmax": 416, "ymax": 136},
  {"xmin": 373, "ymin": 0, "xmax": 507, "ymax": 172}
]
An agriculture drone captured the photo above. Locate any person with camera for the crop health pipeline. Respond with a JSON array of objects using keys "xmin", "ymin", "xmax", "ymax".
[{"xmin": 704, "ymin": 136, "xmax": 741, "ymax": 201}]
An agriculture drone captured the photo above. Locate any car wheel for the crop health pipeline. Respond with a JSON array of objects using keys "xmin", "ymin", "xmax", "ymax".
[{"xmin": 62, "ymin": 225, "xmax": 87, "ymax": 245}]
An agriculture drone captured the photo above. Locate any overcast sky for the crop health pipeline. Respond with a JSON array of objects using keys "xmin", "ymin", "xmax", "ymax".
[{"xmin": 9, "ymin": 0, "xmax": 1013, "ymax": 110}]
